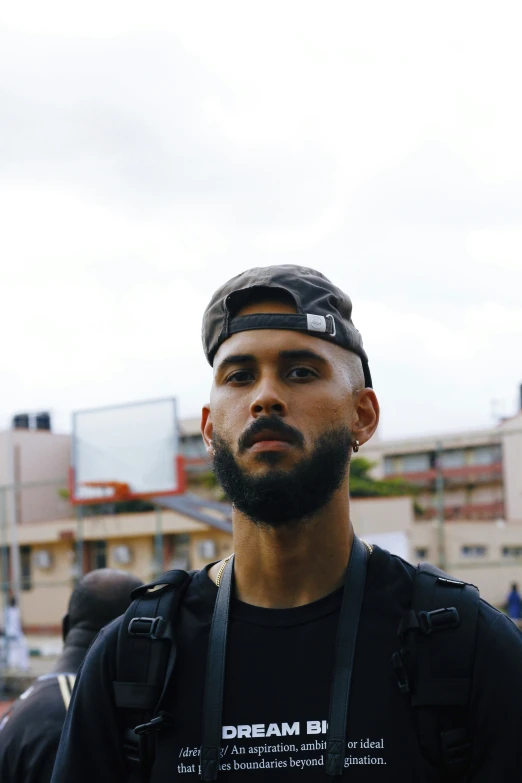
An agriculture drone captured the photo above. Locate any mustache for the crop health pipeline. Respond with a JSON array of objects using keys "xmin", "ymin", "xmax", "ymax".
[{"xmin": 238, "ymin": 415, "xmax": 305, "ymax": 453}]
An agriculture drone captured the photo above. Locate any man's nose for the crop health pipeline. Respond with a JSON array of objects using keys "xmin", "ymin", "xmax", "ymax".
[{"xmin": 249, "ymin": 377, "xmax": 288, "ymax": 418}]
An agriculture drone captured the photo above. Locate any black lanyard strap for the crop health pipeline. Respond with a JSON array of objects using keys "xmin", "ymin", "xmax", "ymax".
[
  {"xmin": 326, "ymin": 535, "xmax": 369, "ymax": 777},
  {"xmin": 200, "ymin": 554, "xmax": 235, "ymax": 781},
  {"xmin": 200, "ymin": 536, "xmax": 369, "ymax": 780}
]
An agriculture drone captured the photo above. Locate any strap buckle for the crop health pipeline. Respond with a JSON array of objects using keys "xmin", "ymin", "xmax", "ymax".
[
  {"xmin": 440, "ymin": 726, "xmax": 472, "ymax": 768},
  {"xmin": 325, "ymin": 314, "xmax": 336, "ymax": 336},
  {"xmin": 128, "ymin": 616, "xmax": 163, "ymax": 639},
  {"xmin": 134, "ymin": 711, "xmax": 172, "ymax": 736},
  {"xmin": 392, "ymin": 650, "xmax": 410, "ymax": 694},
  {"xmin": 418, "ymin": 607, "xmax": 459, "ymax": 635}
]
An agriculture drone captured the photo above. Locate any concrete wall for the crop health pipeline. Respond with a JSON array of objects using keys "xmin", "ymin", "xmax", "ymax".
[
  {"xmin": 15, "ymin": 510, "xmax": 209, "ymax": 546},
  {"xmin": 106, "ymin": 536, "xmax": 155, "ymax": 580},
  {"xmin": 351, "ymin": 496, "xmax": 414, "ymax": 536},
  {"xmin": 444, "ymin": 521, "xmax": 522, "ymax": 605},
  {"xmin": 19, "ymin": 540, "xmax": 74, "ymax": 628},
  {"xmin": 500, "ymin": 414, "xmax": 522, "ymax": 521},
  {"xmin": 190, "ymin": 530, "xmax": 234, "ymax": 571},
  {"xmin": 0, "ymin": 432, "xmax": 9, "ymax": 488},
  {"xmin": 0, "ymin": 429, "xmax": 72, "ymax": 525}
]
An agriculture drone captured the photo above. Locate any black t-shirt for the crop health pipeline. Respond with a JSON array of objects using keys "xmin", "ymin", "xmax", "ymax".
[
  {"xmin": 0, "ymin": 672, "xmax": 76, "ymax": 783},
  {"xmin": 51, "ymin": 547, "xmax": 522, "ymax": 782}
]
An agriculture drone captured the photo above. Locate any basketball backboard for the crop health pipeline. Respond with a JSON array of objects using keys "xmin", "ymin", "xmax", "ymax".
[{"xmin": 69, "ymin": 398, "xmax": 185, "ymax": 505}]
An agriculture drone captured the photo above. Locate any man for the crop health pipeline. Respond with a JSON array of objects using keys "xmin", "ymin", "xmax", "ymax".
[
  {"xmin": 506, "ymin": 582, "xmax": 522, "ymax": 624},
  {"xmin": 51, "ymin": 266, "xmax": 522, "ymax": 781},
  {"xmin": 2, "ymin": 595, "xmax": 29, "ymax": 671},
  {"xmin": 0, "ymin": 568, "xmax": 142, "ymax": 783}
]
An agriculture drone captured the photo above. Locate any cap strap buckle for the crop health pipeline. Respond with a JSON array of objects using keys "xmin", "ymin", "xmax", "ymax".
[
  {"xmin": 325, "ymin": 314, "xmax": 336, "ymax": 336},
  {"xmin": 306, "ymin": 313, "xmax": 336, "ymax": 336}
]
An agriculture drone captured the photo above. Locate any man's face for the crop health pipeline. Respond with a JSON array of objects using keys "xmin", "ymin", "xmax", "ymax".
[{"xmin": 203, "ymin": 300, "xmax": 362, "ymax": 526}]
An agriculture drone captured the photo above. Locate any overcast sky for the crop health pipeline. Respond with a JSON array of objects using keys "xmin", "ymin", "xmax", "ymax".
[{"xmin": 2, "ymin": 1, "xmax": 522, "ymax": 442}]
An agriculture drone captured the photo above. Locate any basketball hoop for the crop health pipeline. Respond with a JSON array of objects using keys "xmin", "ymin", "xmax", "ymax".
[{"xmin": 69, "ymin": 398, "xmax": 185, "ymax": 505}]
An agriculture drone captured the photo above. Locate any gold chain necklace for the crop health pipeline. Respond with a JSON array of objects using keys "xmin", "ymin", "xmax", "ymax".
[{"xmin": 215, "ymin": 554, "xmax": 234, "ymax": 587}]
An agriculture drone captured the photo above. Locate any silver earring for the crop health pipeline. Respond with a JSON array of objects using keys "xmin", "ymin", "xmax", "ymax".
[{"xmin": 352, "ymin": 439, "xmax": 360, "ymax": 453}]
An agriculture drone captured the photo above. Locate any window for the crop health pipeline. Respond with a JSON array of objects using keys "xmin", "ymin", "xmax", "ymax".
[
  {"xmin": 440, "ymin": 450, "xmax": 465, "ymax": 468},
  {"xmin": 502, "ymin": 546, "xmax": 522, "ymax": 558},
  {"xmin": 181, "ymin": 435, "xmax": 208, "ymax": 459},
  {"xmin": 198, "ymin": 540, "xmax": 217, "ymax": 560},
  {"xmin": 86, "ymin": 540, "xmax": 107, "ymax": 570},
  {"xmin": 383, "ymin": 457, "xmax": 396, "ymax": 475},
  {"xmin": 21, "ymin": 545, "xmax": 32, "ymax": 590},
  {"xmin": 414, "ymin": 547, "xmax": 428, "ymax": 561},
  {"xmin": 386, "ymin": 453, "xmax": 431, "ymax": 474},
  {"xmin": 168, "ymin": 534, "xmax": 190, "ymax": 570},
  {"xmin": 470, "ymin": 446, "xmax": 502, "ymax": 466},
  {"xmin": 402, "ymin": 453, "xmax": 431, "ymax": 473},
  {"xmin": 461, "ymin": 545, "xmax": 487, "ymax": 558},
  {"xmin": 1, "ymin": 545, "xmax": 9, "ymax": 591}
]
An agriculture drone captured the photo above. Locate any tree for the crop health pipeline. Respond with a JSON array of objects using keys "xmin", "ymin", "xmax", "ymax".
[{"xmin": 349, "ymin": 457, "xmax": 413, "ymax": 498}]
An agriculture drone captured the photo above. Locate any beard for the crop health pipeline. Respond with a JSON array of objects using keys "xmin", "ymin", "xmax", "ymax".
[{"xmin": 211, "ymin": 422, "xmax": 352, "ymax": 527}]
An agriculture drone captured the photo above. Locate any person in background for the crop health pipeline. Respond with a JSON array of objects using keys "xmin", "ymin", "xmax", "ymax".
[
  {"xmin": 0, "ymin": 568, "xmax": 142, "ymax": 783},
  {"xmin": 4, "ymin": 595, "xmax": 29, "ymax": 672},
  {"xmin": 506, "ymin": 582, "xmax": 522, "ymax": 624}
]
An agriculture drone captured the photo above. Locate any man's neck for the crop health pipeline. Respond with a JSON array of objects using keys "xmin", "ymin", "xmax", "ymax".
[
  {"xmin": 210, "ymin": 487, "xmax": 353, "ymax": 609},
  {"xmin": 51, "ymin": 626, "xmax": 98, "ymax": 675}
]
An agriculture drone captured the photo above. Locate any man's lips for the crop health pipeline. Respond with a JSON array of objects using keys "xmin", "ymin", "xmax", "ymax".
[
  {"xmin": 246, "ymin": 430, "xmax": 295, "ymax": 451},
  {"xmin": 248, "ymin": 439, "xmax": 293, "ymax": 452}
]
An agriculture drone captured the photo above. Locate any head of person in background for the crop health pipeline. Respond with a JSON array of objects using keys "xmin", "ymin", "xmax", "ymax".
[
  {"xmin": 57, "ymin": 567, "xmax": 143, "ymax": 673},
  {"xmin": 0, "ymin": 568, "xmax": 143, "ymax": 783}
]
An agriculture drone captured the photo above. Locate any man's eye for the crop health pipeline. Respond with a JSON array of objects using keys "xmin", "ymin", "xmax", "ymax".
[
  {"xmin": 288, "ymin": 367, "xmax": 317, "ymax": 379},
  {"xmin": 227, "ymin": 370, "xmax": 254, "ymax": 383}
]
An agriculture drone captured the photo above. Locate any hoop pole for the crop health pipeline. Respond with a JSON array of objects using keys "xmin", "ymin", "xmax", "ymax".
[{"xmin": 154, "ymin": 506, "xmax": 164, "ymax": 578}]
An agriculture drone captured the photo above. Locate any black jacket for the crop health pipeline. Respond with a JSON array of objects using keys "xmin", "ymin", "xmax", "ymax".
[{"xmin": 0, "ymin": 627, "xmax": 96, "ymax": 783}]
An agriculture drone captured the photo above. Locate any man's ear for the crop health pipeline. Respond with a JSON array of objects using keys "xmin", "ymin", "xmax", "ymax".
[
  {"xmin": 351, "ymin": 389, "xmax": 380, "ymax": 448},
  {"xmin": 62, "ymin": 614, "xmax": 70, "ymax": 643},
  {"xmin": 201, "ymin": 405, "xmax": 214, "ymax": 455}
]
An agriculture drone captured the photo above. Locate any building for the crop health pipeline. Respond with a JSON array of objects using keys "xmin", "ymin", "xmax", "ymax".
[
  {"xmin": 2, "ymin": 402, "xmax": 522, "ymax": 632},
  {"xmin": 360, "ymin": 405, "xmax": 522, "ymax": 605},
  {"xmin": 362, "ymin": 407, "xmax": 522, "ymax": 524},
  {"xmin": 10, "ymin": 503, "xmax": 233, "ymax": 633},
  {"xmin": 0, "ymin": 413, "xmax": 233, "ymax": 633},
  {"xmin": 179, "ymin": 416, "xmax": 210, "ymax": 473},
  {"xmin": 0, "ymin": 422, "xmax": 71, "ymax": 526}
]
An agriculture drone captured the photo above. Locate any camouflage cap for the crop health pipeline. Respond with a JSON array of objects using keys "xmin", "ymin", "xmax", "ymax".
[{"xmin": 202, "ymin": 264, "xmax": 372, "ymax": 387}]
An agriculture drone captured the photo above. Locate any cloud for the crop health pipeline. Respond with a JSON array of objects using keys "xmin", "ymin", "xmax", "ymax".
[
  {"xmin": 466, "ymin": 227, "xmax": 522, "ymax": 271},
  {"xmin": 0, "ymin": 1, "xmax": 521, "ymax": 440}
]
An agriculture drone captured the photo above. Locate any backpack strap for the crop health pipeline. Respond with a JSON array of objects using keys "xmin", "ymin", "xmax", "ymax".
[
  {"xmin": 200, "ymin": 554, "xmax": 235, "ymax": 781},
  {"xmin": 393, "ymin": 563, "xmax": 480, "ymax": 780},
  {"xmin": 326, "ymin": 536, "xmax": 370, "ymax": 777},
  {"xmin": 113, "ymin": 569, "xmax": 192, "ymax": 782}
]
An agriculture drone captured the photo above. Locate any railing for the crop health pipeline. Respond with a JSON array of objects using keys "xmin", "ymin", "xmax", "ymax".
[
  {"xmin": 416, "ymin": 501, "xmax": 505, "ymax": 522},
  {"xmin": 183, "ymin": 456, "xmax": 211, "ymax": 472},
  {"xmin": 387, "ymin": 461, "xmax": 504, "ymax": 487}
]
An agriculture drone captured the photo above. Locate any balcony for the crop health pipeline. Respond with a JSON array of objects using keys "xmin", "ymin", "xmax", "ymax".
[
  {"xmin": 416, "ymin": 501, "xmax": 505, "ymax": 522},
  {"xmin": 387, "ymin": 461, "xmax": 503, "ymax": 489}
]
